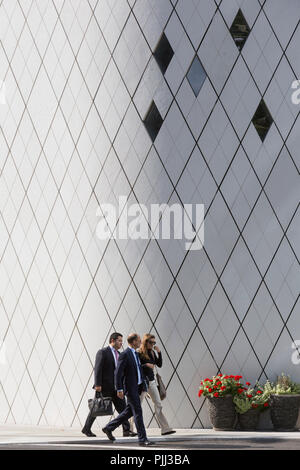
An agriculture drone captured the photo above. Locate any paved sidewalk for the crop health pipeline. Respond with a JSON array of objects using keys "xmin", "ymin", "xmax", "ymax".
[
  {"xmin": 2, "ymin": 424, "xmax": 200, "ymax": 444},
  {"xmin": 0, "ymin": 424, "xmax": 300, "ymax": 450}
]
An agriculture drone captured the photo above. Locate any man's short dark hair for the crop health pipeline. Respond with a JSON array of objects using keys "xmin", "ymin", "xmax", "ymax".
[
  {"xmin": 127, "ymin": 333, "xmax": 139, "ymax": 345},
  {"xmin": 109, "ymin": 332, "xmax": 123, "ymax": 343}
]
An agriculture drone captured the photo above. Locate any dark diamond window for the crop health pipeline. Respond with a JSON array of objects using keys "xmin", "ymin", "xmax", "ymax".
[
  {"xmin": 154, "ymin": 33, "xmax": 174, "ymax": 75},
  {"xmin": 186, "ymin": 56, "xmax": 207, "ymax": 97},
  {"xmin": 230, "ymin": 9, "xmax": 250, "ymax": 51},
  {"xmin": 144, "ymin": 101, "xmax": 163, "ymax": 142},
  {"xmin": 252, "ymin": 100, "xmax": 273, "ymax": 142}
]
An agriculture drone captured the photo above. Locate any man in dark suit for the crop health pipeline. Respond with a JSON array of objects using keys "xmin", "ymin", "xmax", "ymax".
[
  {"xmin": 102, "ymin": 333, "xmax": 155, "ymax": 446},
  {"xmin": 82, "ymin": 332, "xmax": 137, "ymax": 437}
]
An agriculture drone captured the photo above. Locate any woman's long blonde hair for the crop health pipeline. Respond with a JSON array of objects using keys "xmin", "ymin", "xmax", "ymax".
[{"xmin": 138, "ymin": 333, "xmax": 155, "ymax": 361}]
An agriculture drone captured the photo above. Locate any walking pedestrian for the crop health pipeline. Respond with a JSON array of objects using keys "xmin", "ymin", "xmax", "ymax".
[
  {"xmin": 139, "ymin": 334, "xmax": 175, "ymax": 436},
  {"xmin": 82, "ymin": 332, "xmax": 137, "ymax": 437},
  {"xmin": 102, "ymin": 333, "xmax": 155, "ymax": 446}
]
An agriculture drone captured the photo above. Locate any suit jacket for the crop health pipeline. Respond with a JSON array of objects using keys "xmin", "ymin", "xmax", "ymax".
[
  {"xmin": 115, "ymin": 347, "xmax": 148, "ymax": 396},
  {"xmin": 93, "ymin": 346, "xmax": 118, "ymax": 395}
]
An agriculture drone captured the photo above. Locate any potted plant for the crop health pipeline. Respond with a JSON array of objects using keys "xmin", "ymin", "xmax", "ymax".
[
  {"xmin": 198, "ymin": 374, "xmax": 244, "ymax": 430},
  {"xmin": 265, "ymin": 374, "xmax": 300, "ymax": 431},
  {"xmin": 233, "ymin": 382, "xmax": 270, "ymax": 431}
]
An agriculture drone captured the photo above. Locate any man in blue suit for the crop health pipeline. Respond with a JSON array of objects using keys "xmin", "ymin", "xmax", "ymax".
[{"xmin": 102, "ymin": 333, "xmax": 155, "ymax": 446}]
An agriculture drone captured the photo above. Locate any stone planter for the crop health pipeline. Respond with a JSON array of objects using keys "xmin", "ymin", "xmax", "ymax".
[
  {"xmin": 270, "ymin": 394, "xmax": 300, "ymax": 431},
  {"xmin": 238, "ymin": 407, "xmax": 260, "ymax": 431},
  {"xmin": 207, "ymin": 395, "xmax": 237, "ymax": 431}
]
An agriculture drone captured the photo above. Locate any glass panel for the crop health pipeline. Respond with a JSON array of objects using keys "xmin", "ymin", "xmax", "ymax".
[
  {"xmin": 154, "ymin": 33, "xmax": 174, "ymax": 75},
  {"xmin": 143, "ymin": 101, "xmax": 163, "ymax": 142},
  {"xmin": 186, "ymin": 56, "xmax": 207, "ymax": 97},
  {"xmin": 252, "ymin": 100, "xmax": 273, "ymax": 141},
  {"xmin": 230, "ymin": 9, "xmax": 250, "ymax": 51}
]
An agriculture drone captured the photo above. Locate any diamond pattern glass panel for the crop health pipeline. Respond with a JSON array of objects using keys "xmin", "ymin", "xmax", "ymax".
[
  {"xmin": 252, "ymin": 99, "xmax": 274, "ymax": 142},
  {"xmin": 143, "ymin": 100, "xmax": 164, "ymax": 142},
  {"xmin": 230, "ymin": 9, "xmax": 251, "ymax": 51},
  {"xmin": 186, "ymin": 56, "xmax": 207, "ymax": 97},
  {"xmin": 154, "ymin": 32, "xmax": 174, "ymax": 75}
]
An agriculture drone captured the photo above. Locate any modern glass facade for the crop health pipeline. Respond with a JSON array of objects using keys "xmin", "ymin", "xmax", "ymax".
[{"xmin": 0, "ymin": 0, "xmax": 299, "ymax": 429}]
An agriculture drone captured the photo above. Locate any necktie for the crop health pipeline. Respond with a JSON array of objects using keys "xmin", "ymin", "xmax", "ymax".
[
  {"xmin": 113, "ymin": 349, "xmax": 119, "ymax": 364},
  {"xmin": 134, "ymin": 351, "xmax": 143, "ymax": 384}
]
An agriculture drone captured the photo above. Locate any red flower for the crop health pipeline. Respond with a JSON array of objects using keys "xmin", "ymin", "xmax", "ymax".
[
  {"xmin": 214, "ymin": 392, "xmax": 219, "ymax": 398},
  {"xmin": 208, "ymin": 388, "xmax": 213, "ymax": 393},
  {"xmin": 235, "ymin": 375, "xmax": 242, "ymax": 381},
  {"xmin": 247, "ymin": 394, "xmax": 253, "ymax": 398},
  {"xmin": 256, "ymin": 391, "xmax": 262, "ymax": 395},
  {"xmin": 221, "ymin": 386, "xmax": 226, "ymax": 391},
  {"xmin": 246, "ymin": 382, "xmax": 251, "ymax": 386},
  {"xmin": 264, "ymin": 403, "xmax": 269, "ymax": 407},
  {"xmin": 252, "ymin": 404, "xmax": 258, "ymax": 408},
  {"xmin": 237, "ymin": 388, "xmax": 244, "ymax": 394},
  {"xmin": 198, "ymin": 390, "xmax": 203, "ymax": 397}
]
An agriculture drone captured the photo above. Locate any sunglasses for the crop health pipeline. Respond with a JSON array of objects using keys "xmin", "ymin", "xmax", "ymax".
[{"xmin": 148, "ymin": 340, "xmax": 156, "ymax": 345}]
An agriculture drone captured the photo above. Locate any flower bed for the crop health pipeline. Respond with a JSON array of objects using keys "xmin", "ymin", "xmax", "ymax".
[
  {"xmin": 197, "ymin": 373, "xmax": 300, "ymax": 431},
  {"xmin": 198, "ymin": 374, "xmax": 244, "ymax": 399}
]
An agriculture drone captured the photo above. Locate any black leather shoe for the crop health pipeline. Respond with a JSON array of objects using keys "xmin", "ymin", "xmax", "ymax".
[
  {"xmin": 81, "ymin": 427, "xmax": 96, "ymax": 437},
  {"xmin": 102, "ymin": 427, "xmax": 116, "ymax": 441},
  {"xmin": 123, "ymin": 430, "xmax": 138, "ymax": 437},
  {"xmin": 162, "ymin": 430, "xmax": 176, "ymax": 436},
  {"xmin": 139, "ymin": 440, "xmax": 156, "ymax": 446}
]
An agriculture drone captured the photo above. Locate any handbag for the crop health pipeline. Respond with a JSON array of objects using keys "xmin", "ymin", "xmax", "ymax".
[
  {"xmin": 88, "ymin": 392, "xmax": 113, "ymax": 417},
  {"xmin": 155, "ymin": 367, "xmax": 167, "ymax": 401}
]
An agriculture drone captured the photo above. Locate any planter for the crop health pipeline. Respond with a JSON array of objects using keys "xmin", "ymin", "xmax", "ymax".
[
  {"xmin": 270, "ymin": 394, "xmax": 300, "ymax": 431},
  {"xmin": 238, "ymin": 407, "xmax": 260, "ymax": 431},
  {"xmin": 207, "ymin": 394, "xmax": 237, "ymax": 431}
]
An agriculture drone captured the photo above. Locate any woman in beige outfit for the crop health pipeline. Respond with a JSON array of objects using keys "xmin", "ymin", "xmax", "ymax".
[{"xmin": 138, "ymin": 334, "xmax": 175, "ymax": 436}]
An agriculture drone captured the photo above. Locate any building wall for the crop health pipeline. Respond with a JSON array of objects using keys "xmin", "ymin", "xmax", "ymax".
[{"xmin": 0, "ymin": 0, "xmax": 299, "ymax": 428}]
